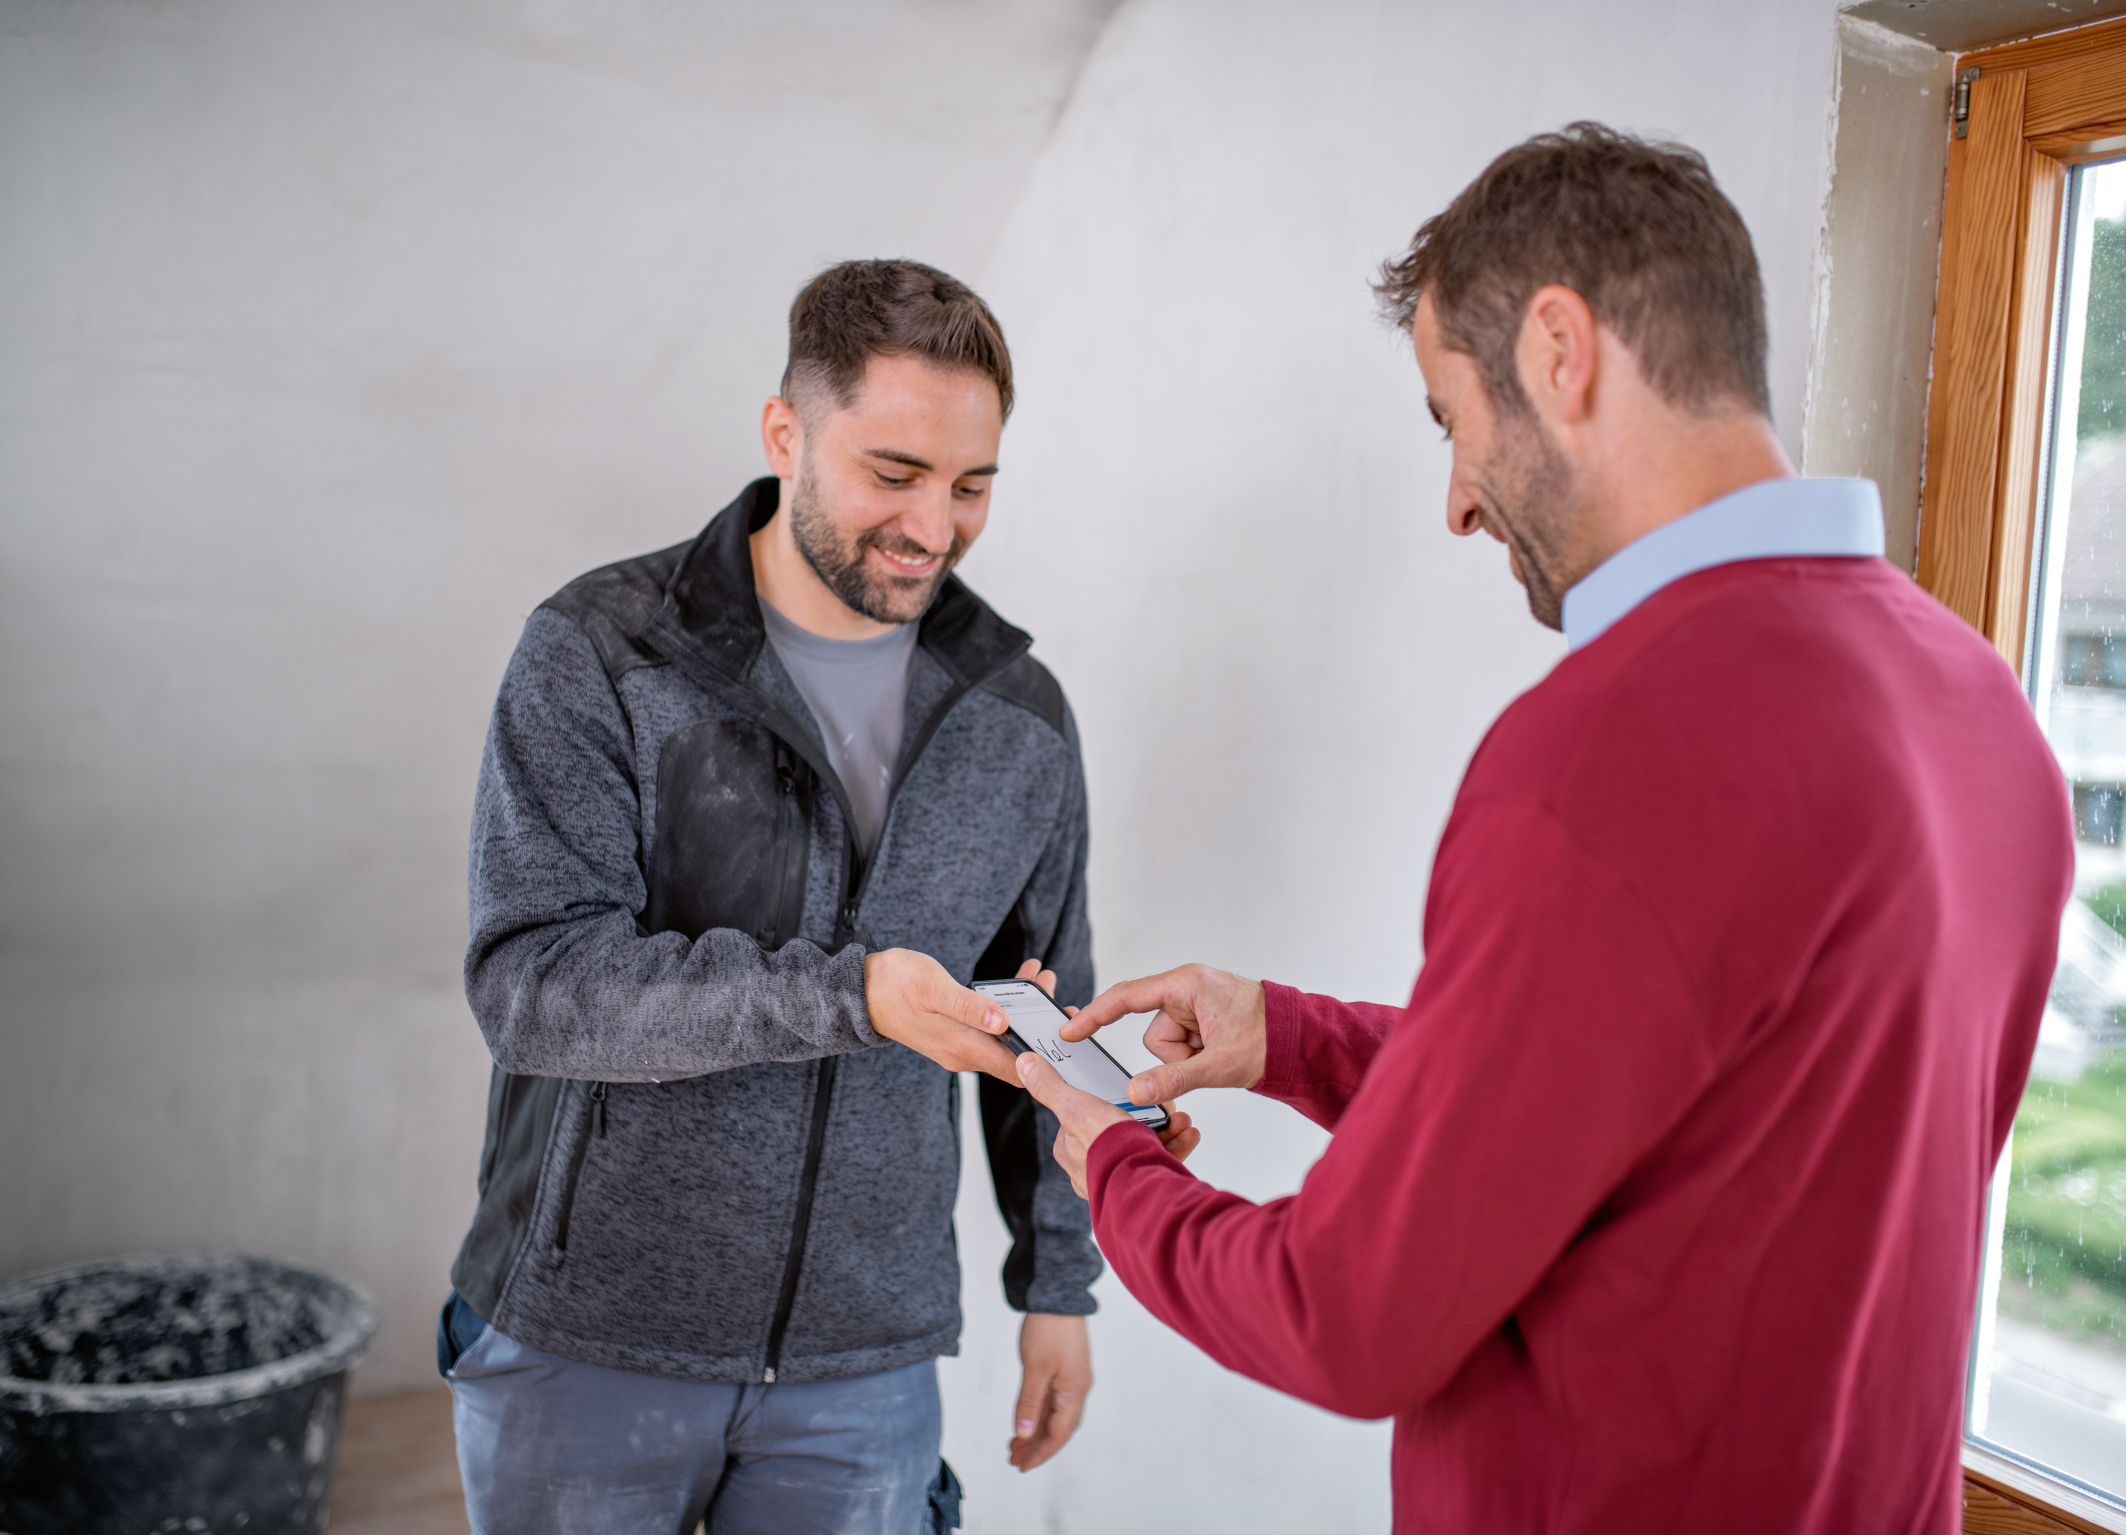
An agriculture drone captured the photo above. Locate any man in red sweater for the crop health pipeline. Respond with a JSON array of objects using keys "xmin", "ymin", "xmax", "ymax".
[{"xmin": 1013, "ymin": 124, "xmax": 2074, "ymax": 1530}]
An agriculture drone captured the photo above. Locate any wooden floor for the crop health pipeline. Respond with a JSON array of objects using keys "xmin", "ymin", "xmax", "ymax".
[{"xmin": 329, "ymin": 1388, "xmax": 470, "ymax": 1535}]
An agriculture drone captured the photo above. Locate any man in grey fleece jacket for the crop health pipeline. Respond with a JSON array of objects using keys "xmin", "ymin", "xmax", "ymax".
[{"xmin": 440, "ymin": 262, "xmax": 1193, "ymax": 1535}]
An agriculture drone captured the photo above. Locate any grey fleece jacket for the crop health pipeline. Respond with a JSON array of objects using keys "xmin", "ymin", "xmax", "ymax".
[{"xmin": 449, "ymin": 478, "xmax": 1102, "ymax": 1386}]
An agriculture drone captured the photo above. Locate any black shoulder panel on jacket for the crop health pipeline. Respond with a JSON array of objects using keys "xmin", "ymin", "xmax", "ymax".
[
  {"xmin": 977, "ymin": 652, "xmax": 1067, "ymax": 737},
  {"xmin": 538, "ymin": 539, "xmax": 691, "ymax": 683}
]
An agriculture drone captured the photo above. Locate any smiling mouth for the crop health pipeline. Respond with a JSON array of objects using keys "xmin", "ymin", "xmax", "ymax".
[{"xmin": 873, "ymin": 545, "xmax": 942, "ymax": 577}]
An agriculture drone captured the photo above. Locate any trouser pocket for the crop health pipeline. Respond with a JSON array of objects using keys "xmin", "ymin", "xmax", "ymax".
[
  {"xmin": 926, "ymin": 1457, "xmax": 963, "ymax": 1534},
  {"xmin": 436, "ymin": 1289, "xmax": 490, "ymax": 1377}
]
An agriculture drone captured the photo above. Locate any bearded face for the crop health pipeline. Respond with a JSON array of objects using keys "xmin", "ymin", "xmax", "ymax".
[
  {"xmin": 787, "ymin": 447, "xmax": 968, "ymax": 626},
  {"xmin": 1473, "ymin": 408, "xmax": 1583, "ymax": 631}
]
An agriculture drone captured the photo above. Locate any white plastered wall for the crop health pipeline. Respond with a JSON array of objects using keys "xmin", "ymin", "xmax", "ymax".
[
  {"xmin": 1802, "ymin": 15, "xmax": 1956, "ymax": 573},
  {"xmin": 2, "ymin": 1, "xmax": 1864, "ymax": 1530}
]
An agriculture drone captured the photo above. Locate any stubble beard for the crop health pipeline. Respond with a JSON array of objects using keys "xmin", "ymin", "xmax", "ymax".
[
  {"xmin": 788, "ymin": 452, "xmax": 965, "ymax": 626},
  {"xmin": 1481, "ymin": 413, "xmax": 1582, "ymax": 632}
]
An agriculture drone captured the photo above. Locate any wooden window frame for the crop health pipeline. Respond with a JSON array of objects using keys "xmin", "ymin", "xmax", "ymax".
[
  {"xmin": 1922, "ymin": 16, "xmax": 2126, "ymax": 653},
  {"xmin": 1919, "ymin": 17, "xmax": 2126, "ymax": 1534}
]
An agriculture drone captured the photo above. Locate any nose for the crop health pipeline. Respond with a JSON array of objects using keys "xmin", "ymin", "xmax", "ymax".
[
  {"xmin": 897, "ymin": 487, "xmax": 955, "ymax": 554},
  {"xmin": 1446, "ymin": 471, "xmax": 1486, "ymax": 539}
]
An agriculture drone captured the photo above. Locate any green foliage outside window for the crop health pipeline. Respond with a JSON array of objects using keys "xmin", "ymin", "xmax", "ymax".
[
  {"xmin": 2003, "ymin": 1047, "xmax": 2126, "ymax": 1352},
  {"xmin": 2003, "ymin": 885, "xmax": 2126, "ymax": 1350},
  {"xmin": 2082, "ymin": 217, "xmax": 2126, "ymax": 442},
  {"xmin": 2083, "ymin": 878, "xmax": 2126, "ymax": 938}
]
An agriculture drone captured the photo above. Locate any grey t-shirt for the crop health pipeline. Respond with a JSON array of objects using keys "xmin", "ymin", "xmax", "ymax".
[{"xmin": 758, "ymin": 596, "xmax": 919, "ymax": 860}]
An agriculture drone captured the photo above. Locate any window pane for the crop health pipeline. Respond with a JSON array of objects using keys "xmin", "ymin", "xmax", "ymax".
[{"xmin": 1969, "ymin": 156, "xmax": 2126, "ymax": 1505}]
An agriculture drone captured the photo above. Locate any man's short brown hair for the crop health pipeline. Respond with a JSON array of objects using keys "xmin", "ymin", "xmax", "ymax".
[
  {"xmin": 1376, "ymin": 122, "xmax": 1769, "ymax": 418},
  {"xmin": 782, "ymin": 259, "xmax": 1014, "ymax": 422}
]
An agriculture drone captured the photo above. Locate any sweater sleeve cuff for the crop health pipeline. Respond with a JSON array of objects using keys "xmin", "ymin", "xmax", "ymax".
[
  {"xmin": 1253, "ymin": 979, "xmax": 1308, "ymax": 1101},
  {"xmin": 1084, "ymin": 1119, "xmax": 1174, "ymax": 1223}
]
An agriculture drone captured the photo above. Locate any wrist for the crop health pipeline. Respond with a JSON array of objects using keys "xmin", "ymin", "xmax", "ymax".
[
  {"xmin": 1020, "ymin": 1311, "xmax": 1089, "ymax": 1349},
  {"xmin": 861, "ymin": 949, "xmax": 898, "ymax": 1041},
  {"xmin": 1244, "ymin": 976, "xmax": 1269, "ymax": 1088},
  {"xmin": 1253, "ymin": 978, "xmax": 1298, "ymax": 1090}
]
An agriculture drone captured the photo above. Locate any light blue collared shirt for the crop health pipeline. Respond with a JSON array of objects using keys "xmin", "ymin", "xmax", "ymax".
[{"xmin": 1560, "ymin": 477, "xmax": 1886, "ymax": 651}]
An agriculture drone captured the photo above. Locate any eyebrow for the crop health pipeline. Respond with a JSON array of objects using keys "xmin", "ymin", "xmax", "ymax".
[{"xmin": 865, "ymin": 447, "xmax": 1000, "ymax": 477}]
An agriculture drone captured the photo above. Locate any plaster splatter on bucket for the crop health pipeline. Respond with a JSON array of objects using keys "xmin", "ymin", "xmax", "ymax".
[{"xmin": 0, "ymin": 1254, "xmax": 376, "ymax": 1535}]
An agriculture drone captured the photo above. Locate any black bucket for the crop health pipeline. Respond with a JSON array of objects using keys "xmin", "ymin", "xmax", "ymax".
[{"xmin": 0, "ymin": 1254, "xmax": 377, "ymax": 1535}]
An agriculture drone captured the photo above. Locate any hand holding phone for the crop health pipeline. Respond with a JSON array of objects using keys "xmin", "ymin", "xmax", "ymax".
[
  {"xmin": 973, "ymin": 979, "xmax": 1172, "ymax": 1132},
  {"xmin": 863, "ymin": 949, "xmax": 1021, "ymax": 1084}
]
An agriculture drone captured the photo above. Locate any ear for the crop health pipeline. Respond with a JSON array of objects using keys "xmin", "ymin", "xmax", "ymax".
[
  {"xmin": 761, "ymin": 395, "xmax": 803, "ymax": 480},
  {"xmin": 1515, "ymin": 285, "xmax": 1600, "ymax": 427}
]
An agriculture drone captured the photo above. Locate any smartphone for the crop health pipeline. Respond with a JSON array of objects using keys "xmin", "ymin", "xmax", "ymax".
[{"xmin": 973, "ymin": 978, "xmax": 1171, "ymax": 1132}]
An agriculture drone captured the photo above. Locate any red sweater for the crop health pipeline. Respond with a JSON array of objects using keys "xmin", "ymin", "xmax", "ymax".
[{"xmin": 1085, "ymin": 558, "xmax": 2072, "ymax": 1533}]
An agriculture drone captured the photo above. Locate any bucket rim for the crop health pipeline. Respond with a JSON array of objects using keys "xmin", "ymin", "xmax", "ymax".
[{"xmin": 0, "ymin": 1252, "xmax": 378, "ymax": 1415}]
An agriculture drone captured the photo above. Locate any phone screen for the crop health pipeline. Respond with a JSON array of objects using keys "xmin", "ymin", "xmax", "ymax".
[{"xmin": 973, "ymin": 979, "xmax": 1171, "ymax": 1131}]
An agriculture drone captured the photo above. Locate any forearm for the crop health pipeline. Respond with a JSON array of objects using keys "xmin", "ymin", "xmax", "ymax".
[
  {"xmin": 468, "ymin": 915, "xmax": 874, "ymax": 1081},
  {"xmin": 1252, "ymin": 982, "xmax": 1404, "ymax": 1130},
  {"xmin": 1085, "ymin": 1126, "xmax": 1422, "ymax": 1417}
]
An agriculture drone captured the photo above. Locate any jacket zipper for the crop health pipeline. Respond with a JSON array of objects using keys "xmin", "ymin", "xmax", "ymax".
[
  {"xmin": 753, "ymin": 651, "xmax": 1015, "ymax": 1382},
  {"xmin": 762, "ymin": 1056, "xmax": 837, "ymax": 1381},
  {"xmin": 553, "ymin": 1082, "xmax": 606, "ymax": 1252},
  {"xmin": 760, "ymin": 745, "xmax": 880, "ymax": 1379}
]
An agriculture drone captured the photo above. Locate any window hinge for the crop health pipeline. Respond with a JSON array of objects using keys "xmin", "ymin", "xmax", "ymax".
[{"xmin": 1954, "ymin": 65, "xmax": 1980, "ymax": 139}]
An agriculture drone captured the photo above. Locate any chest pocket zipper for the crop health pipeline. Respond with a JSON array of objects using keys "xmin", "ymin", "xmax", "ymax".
[{"xmin": 754, "ymin": 752, "xmax": 809, "ymax": 951}]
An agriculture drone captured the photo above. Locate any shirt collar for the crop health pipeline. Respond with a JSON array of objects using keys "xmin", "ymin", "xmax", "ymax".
[{"xmin": 1560, "ymin": 477, "xmax": 1885, "ymax": 651}]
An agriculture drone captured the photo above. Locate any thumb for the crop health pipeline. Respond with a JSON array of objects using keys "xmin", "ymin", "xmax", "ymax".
[
  {"xmin": 1014, "ymin": 1051, "xmax": 1070, "ymax": 1113},
  {"xmin": 936, "ymin": 976, "xmax": 1007, "ymax": 1035},
  {"xmin": 1016, "ymin": 1052, "xmax": 1108, "ymax": 1132},
  {"xmin": 1127, "ymin": 1058, "xmax": 1206, "ymax": 1106},
  {"xmin": 1012, "ymin": 1362, "xmax": 1049, "ymax": 1442}
]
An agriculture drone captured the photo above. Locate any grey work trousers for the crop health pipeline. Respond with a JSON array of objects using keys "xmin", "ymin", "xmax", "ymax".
[{"xmin": 448, "ymin": 1322, "xmax": 946, "ymax": 1535}]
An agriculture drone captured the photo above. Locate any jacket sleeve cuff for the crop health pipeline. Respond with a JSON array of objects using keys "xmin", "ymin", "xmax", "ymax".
[
  {"xmin": 845, "ymin": 941, "xmax": 883, "ymax": 1047},
  {"xmin": 1019, "ymin": 1287, "xmax": 1099, "ymax": 1317}
]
